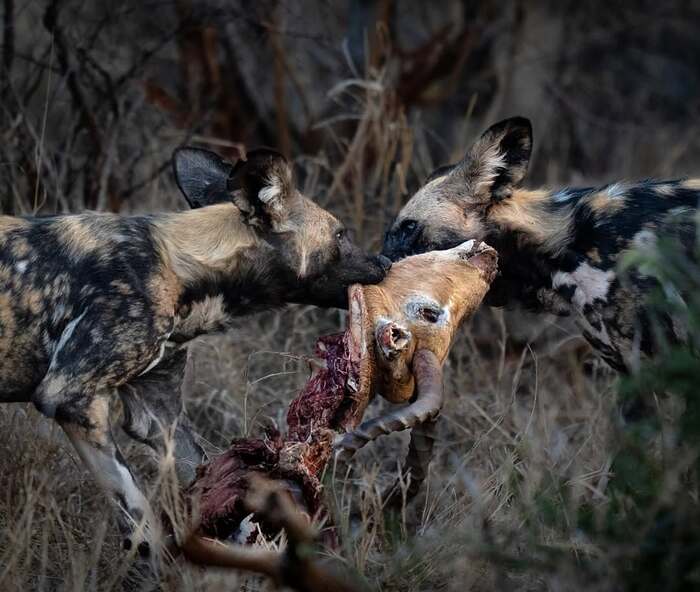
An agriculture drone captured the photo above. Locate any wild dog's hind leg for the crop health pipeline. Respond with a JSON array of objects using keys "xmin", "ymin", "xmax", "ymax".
[
  {"xmin": 58, "ymin": 392, "xmax": 157, "ymax": 556},
  {"xmin": 32, "ymin": 306, "xmax": 170, "ymax": 557},
  {"xmin": 119, "ymin": 347, "xmax": 205, "ymax": 486}
]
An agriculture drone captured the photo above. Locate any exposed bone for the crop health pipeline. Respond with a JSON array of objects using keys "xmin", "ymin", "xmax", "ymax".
[{"xmin": 334, "ymin": 349, "xmax": 443, "ymax": 461}]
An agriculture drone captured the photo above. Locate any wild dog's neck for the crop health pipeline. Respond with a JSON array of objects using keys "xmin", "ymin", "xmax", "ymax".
[
  {"xmin": 487, "ymin": 189, "xmax": 575, "ymax": 258},
  {"xmin": 153, "ymin": 203, "xmax": 258, "ymax": 280},
  {"xmin": 484, "ymin": 188, "xmax": 578, "ymax": 313},
  {"xmin": 153, "ymin": 204, "xmax": 294, "ymax": 322}
]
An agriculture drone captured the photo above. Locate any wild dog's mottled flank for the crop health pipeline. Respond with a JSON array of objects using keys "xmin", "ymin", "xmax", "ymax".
[
  {"xmin": 0, "ymin": 146, "xmax": 390, "ymax": 558},
  {"xmin": 384, "ymin": 117, "xmax": 699, "ymax": 372},
  {"xmin": 488, "ymin": 188, "xmax": 573, "ymax": 255},
  {"xmin": 585, "ymin": 190, "xmax": 627, "ymax": 214}
]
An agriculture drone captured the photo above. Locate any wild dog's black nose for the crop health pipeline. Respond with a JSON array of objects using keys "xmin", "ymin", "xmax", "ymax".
[
  {"xmin": 377, "ymin": 254, "xmax": 392, "ymax": 273},
  {"xmin": 381, "ymin": 234, "xmax": 407, "ymax": 262}
]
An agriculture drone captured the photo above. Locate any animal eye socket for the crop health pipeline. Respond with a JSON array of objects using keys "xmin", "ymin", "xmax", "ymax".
[
  {"xmin": 419, "ymin": 307, "xmax": 442, "ymax": 323},
  {"xmin": 335, "ymin": 229, "xmax": 346, "ymax": 241}
]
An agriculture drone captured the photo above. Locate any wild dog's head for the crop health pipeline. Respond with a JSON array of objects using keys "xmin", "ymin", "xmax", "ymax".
[
  {"xmin": 382, "ymin": 117, "xmax": 533, "ymax": 261},
  {"xmin": 173, "ymin": 147, "xmax": 391, "ymax": 308}
]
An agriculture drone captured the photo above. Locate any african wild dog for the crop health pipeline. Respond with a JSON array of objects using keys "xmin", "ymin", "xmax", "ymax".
[
  {"xmin": 0, "ymin": 147, "xmax": 390, "ymax": 557},
  {"xmin": 383, "ymin": 117, "xmax": 698, "ymax": 373}
]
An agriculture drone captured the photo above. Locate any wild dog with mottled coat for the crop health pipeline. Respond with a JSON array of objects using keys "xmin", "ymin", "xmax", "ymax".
[
  {"xmin": 383, "ymin": 117, "xmax": 697, "ymax": 372},
  {"xmin": 0, "ymin": 147, "xmax": 390, "ymax": 556}
]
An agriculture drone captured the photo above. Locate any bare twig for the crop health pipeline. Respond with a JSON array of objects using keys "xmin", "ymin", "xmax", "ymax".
[{"xmin": 182, "ymin": 477, "xmax": 365, "ymax": 592}]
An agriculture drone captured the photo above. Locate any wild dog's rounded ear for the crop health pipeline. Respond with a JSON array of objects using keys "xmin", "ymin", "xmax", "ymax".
[
  {"xmin": 461, "ymin": 116, "xmax": 532, "ymax": 202},
  {"xmin": 228, "ymin": 148, "xmax": 294, "ymax": 230},
  {"xmin": 172, "ymin": 147, "xmax": 235, "ymax": 209}
]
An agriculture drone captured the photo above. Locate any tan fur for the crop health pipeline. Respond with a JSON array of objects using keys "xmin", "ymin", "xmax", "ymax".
[
  {"xmin": 174, "ymin": 295, "xmax": 229, "ymax": 338},
  {"xmin": 682, "ymin": 178, "xmax": 700, "ymax": 190},
  {"xmin": 147, "ymin": 265, "xmax": 183, "ymax": 323},
  {"xmin": 83, "ymin": 396, "xmax": 112, "ymax": 447},
  {"xmin": 10, "ymin": 237, "xmax": 30, "ymax": 258},
  {"xmin": 0, "ymin": 216, "xmax": 29, "ymax": 232},
  {"xmin": 152, "ymin": 203, "xmax": 259, "ymax": 284},
  {"xmin": 54, "ymin": 216, "xmax": 104, "ymax": 255},
  {"xmin": 286, "ymin": 194, "xmax": 339, "ymax": 278},
  {"xmin": 585, "ymin": 191, "xmax": 627, "ymax": 213},
  {"xmin": 488, "ymin": 189, "xmax": 573, "ymax": 254},
  {"xmin": 20, "ymin": 288, "xmax": 43, "ymax": 316},
  {"xmin": 0, "ymin": 217, "xmax": 31, "ymax": 259},
  {"xmin": 0, "ymin": 292, "xmax": 16, "ymax": 354},
  {"xmin": 587, "ymin": 248, "xmax": 602, "ymax": 264}
]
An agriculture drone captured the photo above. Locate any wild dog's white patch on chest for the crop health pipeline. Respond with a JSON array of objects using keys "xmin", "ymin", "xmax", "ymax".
[{"xmin": 552, "ymin": 262, "xmax": 616, "ymax": 309}]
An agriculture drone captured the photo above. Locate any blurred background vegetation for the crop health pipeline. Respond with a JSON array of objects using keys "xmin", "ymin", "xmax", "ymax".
[{"xmin": 1, "ymin": 1, "xmax": 700, "ymax": 590}]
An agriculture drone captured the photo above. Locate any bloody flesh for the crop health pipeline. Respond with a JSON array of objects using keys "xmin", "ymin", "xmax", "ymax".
[{"xmin": 190, "ymin": 328, "xmax": 367, "ymax": 539}]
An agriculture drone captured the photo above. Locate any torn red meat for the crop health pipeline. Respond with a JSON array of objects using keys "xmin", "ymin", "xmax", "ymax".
[
  {"xmin": 287, "ymin": 332, "xmax": 354, "ymax": 442},
  {"xmin": 190, "ymin": 329, "xmax": 365, "ymax": 539}
]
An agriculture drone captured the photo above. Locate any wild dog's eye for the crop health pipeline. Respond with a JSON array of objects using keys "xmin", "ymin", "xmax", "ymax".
[
  {"xmin": 401, "ymin": 220, "xmax": 417, "ymax": 234},
  {"xmin": 419, "ymin": 306, "xmax": 442, "ymax": 323},
  {"xmin": 335, "ymin": 228, "xmax": 346, "ymax": 241}
]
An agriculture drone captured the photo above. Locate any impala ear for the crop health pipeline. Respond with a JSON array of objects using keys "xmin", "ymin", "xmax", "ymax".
[
  {"xmin": 459, "ymin": 116, "xmax": 533, "ymax": 201},
  {"xmin": 229, "ymin": 148, "xmax": 294, "ymax": 230},
  {"xmin": 173, "ymin": 147, "xmax": 235, "ymax": 209}
]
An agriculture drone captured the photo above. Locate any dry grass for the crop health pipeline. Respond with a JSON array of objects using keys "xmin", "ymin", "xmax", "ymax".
[{"xmin": 0, "ymin": 300, "xmax": 619, "ymax": 591}]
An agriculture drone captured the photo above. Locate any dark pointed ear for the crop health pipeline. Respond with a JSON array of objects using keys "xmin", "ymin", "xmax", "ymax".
[
  {"xmin": 461, "ymin": 116, "xmax": 532, "ymax": 201},
  {"xmin": 229, "ymin": 148, "xmax": 294, "ymax": 229},
  {"xmin": 173, "ymin": 147, "xmax": 235, "ymax": 209}
]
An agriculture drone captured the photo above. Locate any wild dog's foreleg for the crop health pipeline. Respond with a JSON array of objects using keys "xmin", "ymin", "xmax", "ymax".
[
  {"xmin": 334, "ymin": 350, "xmax": 444, "ymax": 462},
  {"xmin": 382, "ymin": 418, "xmax": 438, "ymax": 508},
  {"xmin": 119, "ymin": 347, "xmax": 205, "ymax": 486}
]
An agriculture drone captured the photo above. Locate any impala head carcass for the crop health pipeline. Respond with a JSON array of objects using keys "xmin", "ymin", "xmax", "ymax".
[
  {"xmin": 189, "ymin": 240, "xmax": 497, "ymax": 543},
  {"xmin": 334, "ymin": 240, "xmax": 497, "ymax": 502}
]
